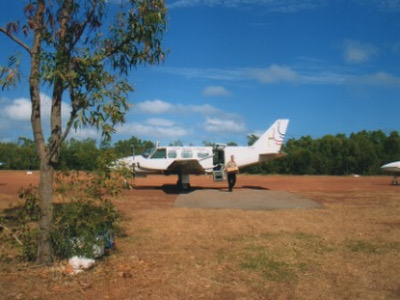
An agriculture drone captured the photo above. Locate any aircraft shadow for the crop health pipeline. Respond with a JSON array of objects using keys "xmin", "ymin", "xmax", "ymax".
[
  {"xmin": 132, "ymin": 184, "xmax": 269, "ymax": 195},
  {"xmin": 240, "ymin": 185, "xmax": 269, "ymax": 190},
  {"xmin": 132, "ymin": 184, "xmax": 225, "ymax": 195}
]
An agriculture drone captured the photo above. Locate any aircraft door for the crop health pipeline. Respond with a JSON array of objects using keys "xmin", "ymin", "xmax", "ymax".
[
  {"xmin": 212, "ymin": 144, "xmax": 225, "ymax": 169},
  {"xmin": 212, "ymin": 144, "xmax": 226, "ymax": 182}
]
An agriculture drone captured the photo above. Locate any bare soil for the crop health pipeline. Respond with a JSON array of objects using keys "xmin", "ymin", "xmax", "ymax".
[{"xmin": 1, "ymin": 171, "xmax": 400, "ymax": 299}]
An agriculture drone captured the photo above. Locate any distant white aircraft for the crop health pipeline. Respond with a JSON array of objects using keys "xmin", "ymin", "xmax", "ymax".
[
  {"xmin": 381, "ymin": 161, "xmax": 400, "ymax": 185},
  {"xmin": 114, "ymin": 119, "xmax": 289, "ymax": 189}
]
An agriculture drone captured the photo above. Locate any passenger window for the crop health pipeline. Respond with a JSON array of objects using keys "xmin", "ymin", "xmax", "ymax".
[
  {"xmin": 168, "ymin": 150, "xmax": 177, "ymax": 159},
  {"xmin": 197, "ymin": 151, "xmax": 209, "ymax": 159},
  {"xmin": 181, "ymin": 150, "xmax": 193, "ymax": 158}
]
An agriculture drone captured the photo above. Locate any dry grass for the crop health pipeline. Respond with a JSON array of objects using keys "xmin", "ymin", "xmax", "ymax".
[{"xmin": 1, "ymin": 173, "xmax": 400, "ymax": 299}]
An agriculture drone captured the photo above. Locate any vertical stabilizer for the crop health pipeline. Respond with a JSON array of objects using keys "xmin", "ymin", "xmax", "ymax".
[{"xmin": 253, "ymin": 119, "xmax": 289, "ymax": 153}]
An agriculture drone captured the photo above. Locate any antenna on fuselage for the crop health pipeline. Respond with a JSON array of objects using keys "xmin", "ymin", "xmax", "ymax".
[{"xmin": 131, "ymin": 136, "xmax": 135, "ymax": 157}]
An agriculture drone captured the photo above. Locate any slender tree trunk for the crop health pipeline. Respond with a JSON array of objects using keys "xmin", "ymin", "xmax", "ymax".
[
  {"xmin": 28, "ymin": 0, "xmax": 54, "ymax": 264},
  {"xmin": 36, "ymin": 162, "xmax": 54, "ymax": 263}
]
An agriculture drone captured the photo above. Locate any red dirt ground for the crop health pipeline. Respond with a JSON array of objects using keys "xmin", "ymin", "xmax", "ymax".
[
  {"xmin": 0, "ymin": 170, "xmax": 394, "ymax": 205},
  {"xmin": 1, "ymin": 171, "xmax": 400, "ymax": 299}
]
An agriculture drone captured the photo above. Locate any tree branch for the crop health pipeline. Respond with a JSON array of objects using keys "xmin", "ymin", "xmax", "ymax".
[
  {"xmin": 0, "ymin": 27, "xmax": 32, "ymax": 55},
  {"xmin": 46, "ymin": 86, "xmax": 81, "ymax": 161},
  {"xmin": 70, "ymin": 1, "xmax": 97, "ymax": 49},
  {"xmin": 0, "ymin": 223, "xmax": 24, "ymax": 246}
]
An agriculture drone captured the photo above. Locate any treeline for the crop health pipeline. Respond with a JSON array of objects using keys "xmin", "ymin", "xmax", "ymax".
[
  {"xmin": 1, "ymin": 130, "xmax": 399, "ymax": 175},
  {"xmin": 245, "ymin": 130, "xmax": 400, "ymax": 175},
  {"xmin": 0, "ymin": 137, "xmax": 154, "ymax": 171}
]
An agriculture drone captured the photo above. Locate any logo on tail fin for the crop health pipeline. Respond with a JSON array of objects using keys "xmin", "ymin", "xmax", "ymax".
[{"xmin": 270, "ymin": 121, "xmax": 287, "ymax": 145}]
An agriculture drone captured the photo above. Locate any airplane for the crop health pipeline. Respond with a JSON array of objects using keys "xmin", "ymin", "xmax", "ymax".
[
  {"xmin": 113, "ymin": 119, "xmax": 289, "ymax": 189},
  {"xmin": 380, "ymin": 161, "xmax": 400, "ymax": 185}
]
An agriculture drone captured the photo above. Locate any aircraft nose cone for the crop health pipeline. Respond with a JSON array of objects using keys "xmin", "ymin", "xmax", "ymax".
[{"xmin": 381, "ymin": 161, "xmax": 400, "ymax": 172}]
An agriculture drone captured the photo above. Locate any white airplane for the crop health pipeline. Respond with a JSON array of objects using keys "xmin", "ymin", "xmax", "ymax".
[
  {"xmin": 114, "ymin": 119, "xmax": 289, "ymax": 189},
  {"xmin": 381, "ymin": 161, "xmax": 400, "ymax": 185}
]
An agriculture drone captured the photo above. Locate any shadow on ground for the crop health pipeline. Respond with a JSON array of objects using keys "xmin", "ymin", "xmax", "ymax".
[{"xmin": 174, "ymin": 189, "xmax": 322, "ymax": 211}]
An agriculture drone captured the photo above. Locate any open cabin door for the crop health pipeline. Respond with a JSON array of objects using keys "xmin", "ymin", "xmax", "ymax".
[{"xmin": 212, "ymin": 144, "xmax": 226, "ymax": 181}]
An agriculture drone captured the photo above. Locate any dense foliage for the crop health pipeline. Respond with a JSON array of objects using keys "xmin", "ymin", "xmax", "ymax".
[
  {"xmin": 1, "ymin": 170, "xmax": 124, "ymax": 262},
  {"xmin": 1, "ymin": 129, "xmax": 399, "ymax": 176},
  {"xmin": 245, "ymin": 130, "xmax": 400, "ymax": 175},
  {"xmin": 0, "ymin": 136, "xmax": 154, "ymax": 171}
]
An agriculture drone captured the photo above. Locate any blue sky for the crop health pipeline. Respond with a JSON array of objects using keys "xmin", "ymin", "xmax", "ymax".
[{"xmin": 1, "ymin": 0, "xmax": 400, "ymax": 146}]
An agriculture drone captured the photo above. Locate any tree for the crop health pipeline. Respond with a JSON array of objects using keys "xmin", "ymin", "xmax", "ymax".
[
  {"xmin": 169, "ymin": 140, "xmax": 184, "ymax": 146},
  {"xmin": 383, "ymin": 131, "xmax": 400, "ymax": 163},
  {"xmin": 114, "ymin": 136, "xmax": 154, "ymax": 157},
  {"xmin": 59, "ymin": 138, "xmax": 100, "ymax": 170},
  {"xmin": 0, "ymin": 0, "xmax": 167, "ymax": 263},
  {"xmin": 349, "ymin": 131, "xmax": 378, "ymax": 175}
]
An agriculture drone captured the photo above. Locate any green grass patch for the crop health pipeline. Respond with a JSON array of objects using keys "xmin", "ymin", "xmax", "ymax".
[
  {"xmin": 220, "ymin": 231, "xmax": 332, "ymax": 283},
  {"xmin": 345, "ymin": 239, "xmax": 400, "ymax": 255},
  {"xmin": 241, "ymin": 251, "xmax": 300, "ymax": 282}
]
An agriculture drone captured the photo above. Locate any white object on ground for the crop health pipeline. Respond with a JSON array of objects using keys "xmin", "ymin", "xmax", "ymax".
[{"xmin": 68, "ymin": 256, "xmax": 96, "ymax": 274}]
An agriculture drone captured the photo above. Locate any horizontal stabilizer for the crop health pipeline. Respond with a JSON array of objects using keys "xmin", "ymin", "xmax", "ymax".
[{"xmin": 259, "ymin": 152, "xmax": 287, "ymax": 162}]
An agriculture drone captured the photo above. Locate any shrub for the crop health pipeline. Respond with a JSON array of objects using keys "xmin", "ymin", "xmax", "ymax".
[
  {"xmin": 51, "ymin": 199, "xmax": 116, "ymax": 259},
  {"xmin": 5, "ymin": 170, "xmax": 121, "ymax": 262}
]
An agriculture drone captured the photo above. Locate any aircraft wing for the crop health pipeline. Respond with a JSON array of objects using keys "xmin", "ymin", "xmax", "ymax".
[{"xmin": 165, "ymin": 159, "xmax": 206, "ymax": 175}]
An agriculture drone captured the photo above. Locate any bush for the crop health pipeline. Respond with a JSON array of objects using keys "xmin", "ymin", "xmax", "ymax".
[
  {"xmin": 3, "ymin": 170, "xmax": 121, "ymax": 262},
  {"xmin": 51, "ymin": 199, "xmax": 116, "ymax": 259}
]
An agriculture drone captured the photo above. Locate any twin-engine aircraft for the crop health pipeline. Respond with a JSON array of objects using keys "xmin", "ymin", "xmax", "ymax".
[{"xmin": 114, "ymin": 119, "xmax": 289, "ymax": 189}]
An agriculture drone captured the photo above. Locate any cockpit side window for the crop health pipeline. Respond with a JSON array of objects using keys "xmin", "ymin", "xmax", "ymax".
[{"xmin": 151, "ymin": 148, "xmax": 166, "ymax": 159}]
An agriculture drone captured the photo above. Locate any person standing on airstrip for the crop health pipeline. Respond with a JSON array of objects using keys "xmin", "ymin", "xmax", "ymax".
[{"xmin": 226, "ymin": 155, "xmax": 238, "ymax": 192}]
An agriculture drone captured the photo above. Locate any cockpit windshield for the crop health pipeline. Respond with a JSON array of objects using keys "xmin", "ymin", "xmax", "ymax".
[{"xmin": 142, "ymin": 147, "xmax": 155, "ymax": 158}]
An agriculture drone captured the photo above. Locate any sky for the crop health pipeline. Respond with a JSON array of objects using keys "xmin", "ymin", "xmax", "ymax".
[{"xmin": 1, "ymin": 0, "xmax": 400, "ymax": 146}]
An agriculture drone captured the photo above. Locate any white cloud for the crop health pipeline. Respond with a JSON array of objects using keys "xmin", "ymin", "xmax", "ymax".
[
  {"xmin": 343, "ymin": 40, "xmax": 377, "ymax": 64},
  {"xmin": 185, "ymin": 104, "xmax": 220, "ymax": 114},
  {"xmin": 135, "ymin": 100, "xmax": 221, "ymax": 115},
  {"xmin": 136, "ymin": 99, "xmax": 174, "ymax": 114},
  {"xmin": 163, "ymin": 65, "xmax": 300, "ymax": 84},
  {"xmin": 202, "ymin": 85, "xmax": 231, "ymax": 97},
  {"xmin": 160, "ymin": 63, "xmax": 400, "ymax": 89},
  {"xmin": 69, "ymin": 127, "xmax": 101, "ymax": 140},
  {"xmin": 145, "ymin": 118, "xmax": 176, "ymax": 127},
  {"xmin": 204, "ymin": 117, "xmax": 246, "ymax": 133},
  {"xmin": 247, "ymin": 64, "xmax": 299, "ymax": 83},
  {"xmin": 161, "ymin": 67, "xmax": 243, "ymax": 81},
  {"xmin": 117, "ymin": 121, "xmax": 190, "ymax": 139},
  {"xmin": 127, "ymin": 99, "xmax": 246, "ymax": 141},
  {"xmin": 3, "ymin": 93, "xmax": 71, "ymax": 122},
  {"xmin": 3, "ymin": 98, "xmax": 31, "ymax": 121},
  {"xmin": 357, "ymin": 71, "xmax": 400, "ymax": 87},
  {"xmin": 0, "ymin": 93, "xmax": 73, "ymax": 141}
]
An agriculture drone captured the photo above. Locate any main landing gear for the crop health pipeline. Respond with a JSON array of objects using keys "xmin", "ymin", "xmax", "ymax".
[{"xmin": 177, "ymin": 173, "xmax": 191, "ymax": 190}]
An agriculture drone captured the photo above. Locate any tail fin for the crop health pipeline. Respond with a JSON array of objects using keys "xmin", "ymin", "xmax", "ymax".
[{"xmin": 253, "ymin": 119, "xmax": 289, "ymax": 153}]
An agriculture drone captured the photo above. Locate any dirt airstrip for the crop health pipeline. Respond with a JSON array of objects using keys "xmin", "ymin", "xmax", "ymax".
[{"xmin": 1, "ymin": 171, "xmax": 400, "ymax": 299}]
